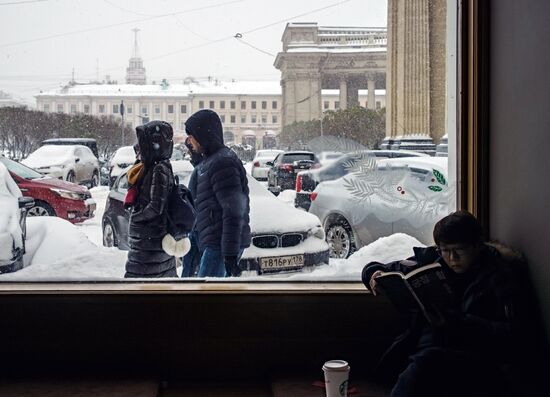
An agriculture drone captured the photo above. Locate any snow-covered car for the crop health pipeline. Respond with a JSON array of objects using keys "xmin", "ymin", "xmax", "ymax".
[
  {"xmin": 308, "ymin": 157, "xmax": 450, "ymax": 259},
  {"xmin": 22, "ymin": 144, "xmax": 100, "ymax": 187},
  {"xmin": 102, "ymin": 161, "xmax": 329, "ymax": 275},
  {"xmin": 107, "ymin": 146, "xmax": 136, "ymax": 188},
  {"xmin": 0, "ymin": 162, "xmax": 35, "ymax": 273},
  {"xmin": 317, "ymin": 151, "xmax": 344, "ymax": 165},
  {"xmin": 295, "ymin": 149, "xmax": 430, "ymax": 210},
  {"xmin": 0, "ymin": 155, "xmax": 96, "ymax": 223},
  {"xmin": 250, "ymin": 149, "xmax": 284, "ymax": 181}
]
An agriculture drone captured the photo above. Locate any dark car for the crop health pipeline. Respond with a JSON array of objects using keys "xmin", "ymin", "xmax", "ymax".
[
  {"xmin": 266, "ymin": 151, "xmax": 320, "ymax": 195},
  {"xmin": 295, "ymin": 149, "xmax": 429, "ymax": 210},
  {"xmin": 0, "ymin": 155, "xmax": 96, "ymax": 223}
]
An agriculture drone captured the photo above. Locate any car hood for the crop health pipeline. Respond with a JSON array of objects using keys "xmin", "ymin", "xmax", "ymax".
[
  {"xmin": 248, "ymin": 176, "xmax": 321, "ymax": 234},
  {"xmin": 25, "ymin": 176, "xmax": 89, "ymax": 193}
]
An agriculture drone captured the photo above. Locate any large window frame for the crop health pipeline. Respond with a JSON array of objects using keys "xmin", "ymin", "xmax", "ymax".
[{"xmin": 0, "ymin": 0, "xmax": 486, "ymax": 295}]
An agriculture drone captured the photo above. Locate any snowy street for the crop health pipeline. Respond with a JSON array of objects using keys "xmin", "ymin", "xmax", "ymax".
[{"xmin": 0, "ymin": 181, "xmax": 423, "ymax": 281}]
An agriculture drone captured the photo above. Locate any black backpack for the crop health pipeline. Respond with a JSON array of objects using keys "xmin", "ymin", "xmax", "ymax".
[{"xmin": 166, "ymin": 174, "xmax": 196, "ymax": 240}]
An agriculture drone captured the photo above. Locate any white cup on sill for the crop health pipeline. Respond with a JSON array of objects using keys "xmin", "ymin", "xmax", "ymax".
[{"xmin": 322, "ymin": 359, "xmax": 350, "ymax": 397}]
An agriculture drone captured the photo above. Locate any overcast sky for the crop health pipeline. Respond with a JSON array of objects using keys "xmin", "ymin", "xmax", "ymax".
[{"xmin": 0, "ymin": 0, "xmax": 387, "ymax": 105}]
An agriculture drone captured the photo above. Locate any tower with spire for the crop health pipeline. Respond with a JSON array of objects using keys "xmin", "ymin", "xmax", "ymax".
[{"xmin": 126, "ymin": 28, "xmax": 147, "ymax": 85}]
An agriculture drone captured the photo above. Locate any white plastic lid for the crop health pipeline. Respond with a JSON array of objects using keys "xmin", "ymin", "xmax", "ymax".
[{"xmin": 322, "ymin": 360, "xmax": 350, "ymax": 372}]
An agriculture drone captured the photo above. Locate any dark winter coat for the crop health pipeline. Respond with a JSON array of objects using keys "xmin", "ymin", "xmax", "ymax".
[
  {"xmin": 362, "ymin": 244, "xmax": 547, "ymax": 395},
  {"xmin": 125, "ymin": 121, "xmax": 176, "ymax": 277},
  {"xmin": 185, "ymin": 109, "xmax": 251, "ymax": 257}
]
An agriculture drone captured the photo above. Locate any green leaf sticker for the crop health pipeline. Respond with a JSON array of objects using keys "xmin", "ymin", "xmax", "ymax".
[
  {"xmin": 433, "ymin": 169, "xmax": 447, "ymax": 185},
  {"xmin": 429, "ymin": 185, "xmax": 443, "ymax": 192}
]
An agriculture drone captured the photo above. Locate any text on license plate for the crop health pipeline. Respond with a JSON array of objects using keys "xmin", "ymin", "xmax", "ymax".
[{"xmin": 260, "ymin": 254, "xmax": 304, "ymax": 270}]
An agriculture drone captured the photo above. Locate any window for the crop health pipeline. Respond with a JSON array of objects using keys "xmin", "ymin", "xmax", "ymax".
[
  {"xmin": 2, "ymin": 0, "xmax": 459, "ymax": 285},
  {"xmin": 43, "ymin": 104, "xmax": 50, "ymax": 112}
]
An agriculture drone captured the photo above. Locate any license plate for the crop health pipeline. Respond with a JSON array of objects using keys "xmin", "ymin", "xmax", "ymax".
[{"xmin": 260, "ymin": 254, "xmax": 304, "ymax": 271}]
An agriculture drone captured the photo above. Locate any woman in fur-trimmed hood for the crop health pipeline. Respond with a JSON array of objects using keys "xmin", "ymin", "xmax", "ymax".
[
  {"xmin": 124, "ymin": 120, "xmax": 177, "ymax": 278},
  {"xmin": 362, "ymin": 211, "xmax": 548, "ymax": 397}
]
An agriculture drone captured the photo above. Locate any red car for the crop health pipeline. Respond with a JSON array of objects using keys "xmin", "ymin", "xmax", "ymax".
[{"xmin": 0, "ymin": 155, "xmax": 96, "ymax": 223}]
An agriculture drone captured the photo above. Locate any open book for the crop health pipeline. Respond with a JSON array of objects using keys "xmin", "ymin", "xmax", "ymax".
[{"xmin": 374, "ymin": 263, "xmax": 455, "ymax": 325}]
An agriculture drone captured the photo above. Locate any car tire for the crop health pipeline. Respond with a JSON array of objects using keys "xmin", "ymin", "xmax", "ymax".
[
  {"xmin": 66, "ymin": 170, "xmax": 76, "ymax": 183},
  {"xmin": 27, "ymin": 200, "xmax": 56, "ymax": 217},
  {"xmin": 325, "ymin": 217, "xmax": 356, "ymax": 259},
  {"xmin": 91, "ymin": 170, "xmax": 99, "ymax": 187},
  {"xmin": 102, "ymin": 219, "xmax": 118, "ymax": 247}
]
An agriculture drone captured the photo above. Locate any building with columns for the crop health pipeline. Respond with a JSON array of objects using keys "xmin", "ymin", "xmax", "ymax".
[
  {"xmin": 274, "ymin": 23, "xmax": 387, "ymax": 127},
  {"xmin": 35, "ymin": 81, "xmax": 384, "ymax": 147},
  {"xmin": 381, "ymin": 0, "xmax": 447, "ymax": 155}
]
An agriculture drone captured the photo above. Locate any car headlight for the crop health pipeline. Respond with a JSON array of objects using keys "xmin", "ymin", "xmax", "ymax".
[
  {"xmin": 308, "ymin": 226, "xmax": 325, "ymax": 240},
  {"xmin": 50, "ymin": 188, "xmax": 81, "ymax": 200}
]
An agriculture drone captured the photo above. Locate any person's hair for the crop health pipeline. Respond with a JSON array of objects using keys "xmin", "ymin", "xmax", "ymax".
[{"xmin": 433, "ymin": 210, "xmax": 483, "ymax": 246}]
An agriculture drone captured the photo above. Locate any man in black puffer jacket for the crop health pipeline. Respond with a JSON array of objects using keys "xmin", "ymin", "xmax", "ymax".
[
  {"xmin": 185, "ymin": 109, "xmax": 251, "ymax": 277},
  {"xmin": 125, "ymin": 120, "xmax": 177, "ymax": 278}
]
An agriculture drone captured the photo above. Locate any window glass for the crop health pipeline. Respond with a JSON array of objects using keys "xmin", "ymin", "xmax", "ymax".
[{"xmin": 0, "ymin": 0, "xmax": 457, "ymax": 283}]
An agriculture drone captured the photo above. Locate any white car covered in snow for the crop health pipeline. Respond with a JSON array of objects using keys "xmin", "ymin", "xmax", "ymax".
[
  {"xmin": 250, "ymin": 149, "xmax": 284, "ymax": 181},
  {"xmin": 22, "ymin": 144, "xmax": 100, "ymax": 187},
  {"xmin": 107, "ymin": 146, "xmax": 137, "ymax": 187},
  {"xmin": 309, "ymin": 157, "xmax": 451, "ymax": 259},
  {"xmin": 0, "ymin": 162, "xmax": 34, "ymax": 273}
]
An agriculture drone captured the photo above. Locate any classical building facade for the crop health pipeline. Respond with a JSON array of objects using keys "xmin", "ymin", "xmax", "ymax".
[
  {"xmin": 381, "ymin": 0, "xmax": 447, "ymax": 154},
  {"xmin": 275, "ymin": 23, "xmax": 387, "ymax": 126},
  {"xmin": 35, "ymin": 81, "xmax": 385, "ymax": 147}
]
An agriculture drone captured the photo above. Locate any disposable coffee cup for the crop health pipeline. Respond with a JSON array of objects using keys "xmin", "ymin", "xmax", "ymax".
[{"xmin": 323, "ymin": 360, "xmax": 350, "ymax": 397}]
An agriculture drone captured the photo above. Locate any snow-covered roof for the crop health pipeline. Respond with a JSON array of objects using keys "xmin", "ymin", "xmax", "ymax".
[
  {"xmin": 36, "ymin": 80, "xmax": 282, "ymax": 98},
  {"xmin": 286, "ymin": 46, "xmax": 386, "ymax": 53}
]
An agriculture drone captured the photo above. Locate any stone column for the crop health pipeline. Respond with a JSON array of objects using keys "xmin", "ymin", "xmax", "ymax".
[
  {"xmin": 339, "ymin": 78, "xmax": 348, "ymax": 109},
  {"xmin": 346, "ymin": 78, "xmax": 359, "ymax": 108},
  {"xmin": 367, "ymin": 78, "xmax": 376, "ymax": 109}
]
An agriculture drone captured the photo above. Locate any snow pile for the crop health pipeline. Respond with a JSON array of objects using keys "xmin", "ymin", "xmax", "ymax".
[
  {"xmin": 0, "ymin": 216, "xmax": 126, "ymax": 281},
  {"xmin": 277, "ymin": 189, "xmax": 296, "ymax": 205},
  {"xmin": 278, "ymin": 233, "xmax": 425, "ymax": 281},
  {"xmin": 76, "ymin": 186, "xmax": 110, "ymax": 246}
]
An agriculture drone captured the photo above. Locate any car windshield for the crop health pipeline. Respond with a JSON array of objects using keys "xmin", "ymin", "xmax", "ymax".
[
  {"xmin": 282, "ymin": 154, "xmax": 315, "ymax": 163},
  {"xmin": 0, "ymin": 156, "xmax": 43, "ymax": 179},
  {"xmin": 27, "ymin": 145, "xmax": 72, "ymax": 159}
]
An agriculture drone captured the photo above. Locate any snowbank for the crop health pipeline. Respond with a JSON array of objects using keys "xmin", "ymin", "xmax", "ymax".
[{"xmin": 0, "ymin": 162, "xmax": 23, "ymax": 261}]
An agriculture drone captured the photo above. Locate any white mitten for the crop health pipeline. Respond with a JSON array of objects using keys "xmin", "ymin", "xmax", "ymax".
[{"xmin": 162, "ymin": 234, "xmax": 191, "ymax": 257}]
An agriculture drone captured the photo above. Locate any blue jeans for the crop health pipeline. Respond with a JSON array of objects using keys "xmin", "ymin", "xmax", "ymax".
[
  {"xmin": 181, "ymin": 231, "xmax": 200, "ymax": 277},
  {"xmin": 197, "ymin": 247, "xmax": 243, "ymax": 277}
]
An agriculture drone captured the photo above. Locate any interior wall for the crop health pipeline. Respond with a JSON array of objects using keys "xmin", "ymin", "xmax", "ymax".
[{"xmin": 488, "ymin": 0, "xmax": 550, "ymax": 338}]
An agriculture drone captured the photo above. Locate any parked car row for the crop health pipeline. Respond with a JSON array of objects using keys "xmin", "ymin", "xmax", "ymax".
[{"xmin": 102, "ymin": 160, "xmax": 329, "ymax": 275}]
